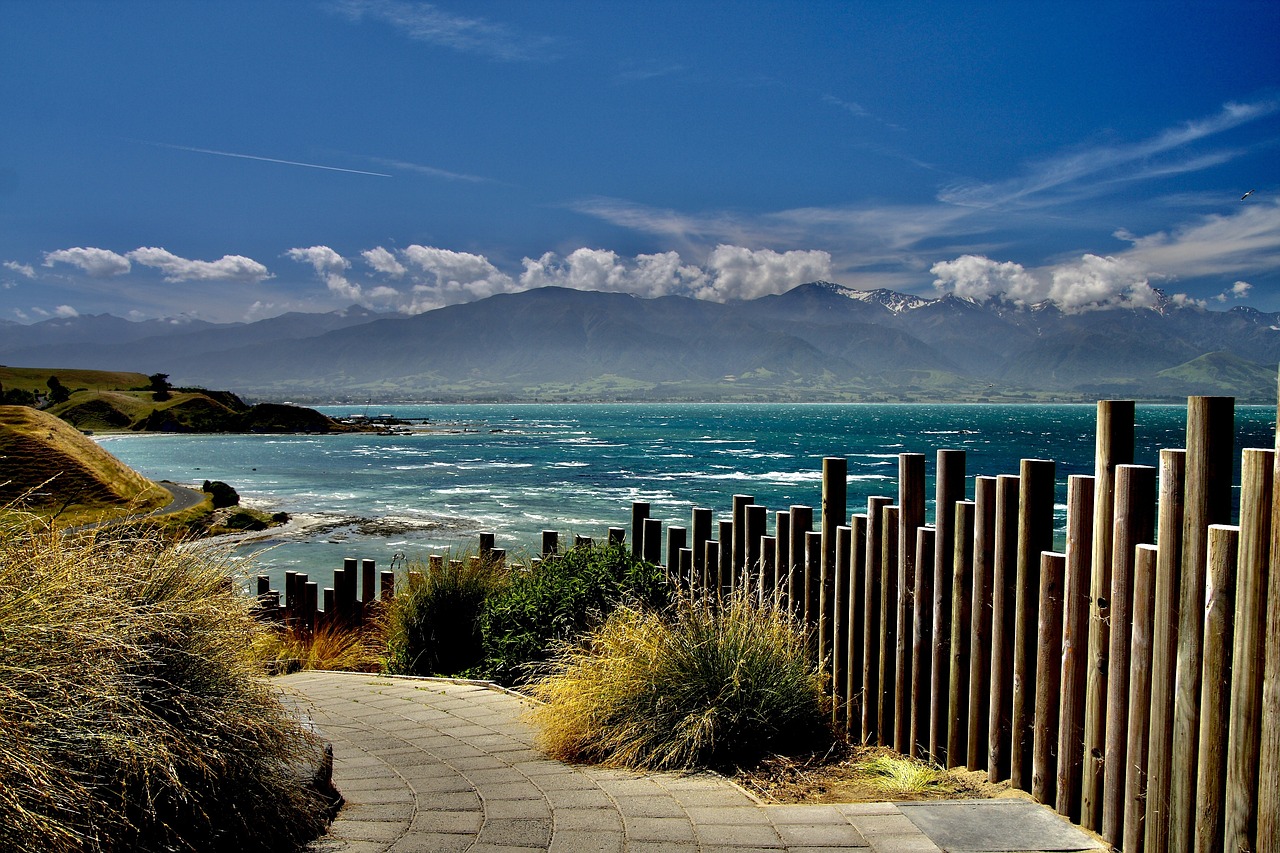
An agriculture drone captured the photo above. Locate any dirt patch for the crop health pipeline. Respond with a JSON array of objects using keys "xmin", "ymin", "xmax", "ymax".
[{"xmin": 733, "ymin": 744, "xmax": 1032, "ymax": 805}]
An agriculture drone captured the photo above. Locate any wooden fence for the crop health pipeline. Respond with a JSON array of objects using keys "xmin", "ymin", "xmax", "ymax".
[{"xmin": 258, "ymin": 393, "xmax": 1280, "ymax": 852}]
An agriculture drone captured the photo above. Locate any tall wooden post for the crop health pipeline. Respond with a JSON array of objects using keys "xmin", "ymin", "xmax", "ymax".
[
  {"xmin": 989, "ymin": 473, "xmax": 1020, "ymax": 783},
  {"xmin": 1032, "ymin": 550, "xmax": 1067, "ymax": 806},
  {"xmin": 805, "ymin": 530, "xmax": 822, "ymax": 634},
  {"xmin": 760, "ymin": 535, "xmax": 776, "ymax": 604},
  {"xmin": 932, "ymin": 449, "xmax": 966, "ymax": 766},
  {"xmin": 1082, "ymin": 400, "xmax": 1135, "ymax": 831},
  {"xmin": 666, "ymin": 526, "xmax": 687, "ymax": 580},
  {"xmin": 822, "ymin": 456, "xmax": 848, "ymax": 575},
  {"xmin": 1169, "ymin": 396, "xmax": 1234, "ymax": 851},
  {"xmin": 776, "ymin": 511, "xmax": 791, "ymax": 603},
  {"xmin": 911, "ymin": 526, "xmax": 936, "ymax": 760},
  {"xmin": 863, "ymin": 495, "xmax": 893, "ymax": 744},
  {"xmin": 897, "ymin": 453, "xmax": 926, "ymax": 754},
  {"xmin": 881, "ymin": 505, "xmax": 901, "ymax": 751},
  {"xmin": 969, "ymin": 476, "xmax": 997, "ymax": 770},
  {"xmin": 692, "ymin": 507, "xmax": 712, "ymax": 585},
  {"xmin": 746, "ymin": 504, "xmax": 767, "ymax": 591},
  {"xmin": 1102, "ymin": 463, "xmax": 1157, "ymax": 846},
  {"xmin": 718, "ymin": 520, "xmax": 734, "ymax": 595},
  {"xmin": 789, "ymin": 506, "xmax": 813, "ymax": 616},
  {"xmin": 1144, "ymin": 449, "xmax": 1186, "ymax": 853},
  {"xmin": 1194, "ymin": 523, "xmax": 1240, "ymax": 853},
  {"xmin": 732, "ymin": 494, "xmax": 754, "ymax": 580},
  {"xmin": 704, "ymin": 540, "xmax": 721, "ymax": 597},
  {"xmin": 1260, "ymin": 369, "xmax": 1280, "ymax": 853},
  {"xmin": 1056, "ymin": 474, "xmax": 1095, "ymax": 822},
  {"xmin": 832, "ymin": 524, "xmax": 853, "ymax": 730},
  {"xmin": 542, "ymin": 529, "xmax": 559, "ymax": 557},
  {"xmin": 847, "ymin": 516, "xmax": 867, "ymax": 740},
  {"xmin": 642, "ymin": 517, "xmax": 662, "ymax": 567},
  {"xmin": 1013, "ymin": 458, "xmax": 1056, "ymax": 790},
  {"xmin": 1123, "ymin": 544, "xmax": 1158, "ymax": 853},
  {"xmin": 948, "ymin": 500, "xmax": 976, "ymax": 768},
  {"xmin": 631, "ymin": 502, "xmax": 649, "ymax": 557},
  {"xmin": 1224, "ymin": 448, "xmax": 1273, "ymax": 852}
]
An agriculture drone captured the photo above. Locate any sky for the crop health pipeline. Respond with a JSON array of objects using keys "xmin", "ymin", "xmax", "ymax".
[{"xmin": 2, "ymin": 0, "xmax": 1278, "ymax": 325}]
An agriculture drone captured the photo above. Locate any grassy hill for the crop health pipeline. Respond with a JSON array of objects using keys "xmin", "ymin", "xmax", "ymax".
[{"xmin": 0, "ymin": 406, "xmax": 169, "ymax": 524}]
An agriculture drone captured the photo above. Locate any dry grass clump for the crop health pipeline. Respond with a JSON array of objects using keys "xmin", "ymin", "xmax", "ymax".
[
  {"xmin": 0, "ymin": 512, "xmax": 333, "ymax": 852},
  {"xmin": 252, "ymin": 620, "xmax": 384, "ymax": 673},
  {"xmin": 857, "ymin": 752, "xmax": 947, "ymax": 795},
  {"xmin": 528, "ymin": 588, "xmax": 831, "ymax": 771}
]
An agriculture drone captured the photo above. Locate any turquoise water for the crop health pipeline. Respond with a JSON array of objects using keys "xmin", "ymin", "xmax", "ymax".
[{"xmin": 99, "ymin": 403, "xmax": 1275, "ymax": 589}]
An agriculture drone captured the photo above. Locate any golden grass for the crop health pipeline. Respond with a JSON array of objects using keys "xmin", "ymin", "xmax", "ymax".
[
  {"xmin": 252, "ymin": 620, "xmax": 385, "ymax": 673},
  {"xmin": 527, "ymin": 588, "xmax": 831, "ymax": 771},
  {"xmin": 0, "ymin": 512, "xmax": 334, "ymax": 851},
  {"xmin": 856, "ymin": 753, "xmax": 947, "ymax": 795}
]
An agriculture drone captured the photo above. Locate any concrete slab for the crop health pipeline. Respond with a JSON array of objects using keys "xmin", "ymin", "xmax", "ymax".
[{"xmin": 895, "ymin": 800, "xmax": 1104, "ymax": 852}]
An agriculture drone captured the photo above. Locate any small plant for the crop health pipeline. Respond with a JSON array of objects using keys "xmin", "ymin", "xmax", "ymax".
[
  {"xmin": 856, "ymin": 752, "xmax": 946, "ymax": 795},
  {"xmin": 383, "ymin": 552, "xmax": 509, "ymax": 676},
  {"xmin": 252, "ymin": 620, "xmax": 384, "ymax": 673},
  {"xmin": 480, "ymin": 541, "xmax": 670, "ymax": 684},
  {"xmin": 528, "ymin": 586, "xmax": 831, "ymax": 771}
]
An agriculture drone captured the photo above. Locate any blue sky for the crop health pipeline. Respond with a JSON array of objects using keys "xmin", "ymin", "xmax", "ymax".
[{"xmin": 2, "ymin": 0, "xmax": 1278, "ymax": 324}]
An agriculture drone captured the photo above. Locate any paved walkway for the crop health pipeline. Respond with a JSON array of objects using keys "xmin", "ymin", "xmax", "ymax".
[{"xmin": 280, "ymin": 672, "xmax": 1102, "ymax": 853}]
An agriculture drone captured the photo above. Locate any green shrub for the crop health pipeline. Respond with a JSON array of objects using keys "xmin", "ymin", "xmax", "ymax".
[
  {"xmin": 382, "ymin": 553, "xmax": 509, "ymax": 676},
  {"xmin": 527, "ymin": 587, "xmax": 831, "ymax": 771},
  {"xmin": 480, "ymin": 541, "xmax": 670, "ymax": 685},
  {"xmin": 0, "ymin": 513, "xmax": 333, "ymax": 852}
]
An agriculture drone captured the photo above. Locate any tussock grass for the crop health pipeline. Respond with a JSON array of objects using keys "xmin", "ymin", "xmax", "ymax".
[
  {"xmin": 383, "ymin": 551, "xmax": 510, "ymax": 677},
  {"xmin": 0, "ymin": 512, "xmax": 333, "ymax": 852},
  {"xmin": 857, "ymin": 752, "xmax": 946, "ymax": 795},
  {"xmin": 252, "ymin": 620, "xmax": 384, "ymax": 673},
  {"xmin": 528, "ymin": 588, "xmax": 831, "ymax": 771}
]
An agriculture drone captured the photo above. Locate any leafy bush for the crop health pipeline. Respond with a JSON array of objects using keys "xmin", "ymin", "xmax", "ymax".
[
  {"xmin": 0, "ymin": 514, "xmax": 333, "ymax": 852},
  {"xmin": 528, "ymin": 587, "xmax": 831, "ymax": 771},
  {"xmin": 382, "ymin": 553, "xmax": 509, "ymax": 676},
  {"xmin": 480, "ymin": 541, "xmax": 671, "ymax": 685}
]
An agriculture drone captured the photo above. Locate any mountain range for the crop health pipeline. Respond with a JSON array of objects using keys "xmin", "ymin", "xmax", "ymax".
[{"xmin": 4, "ymin": 283, "xmax": 1279, "ymax": 403}]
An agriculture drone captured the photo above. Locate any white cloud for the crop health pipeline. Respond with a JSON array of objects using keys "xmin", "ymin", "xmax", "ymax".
[
  {"xmin": 1119, "ymin": 200, "xmax": 1280, "ymax": 279},
  {"xmin": 54, "ymin": 304, "xmax": 79, "ymax": 318},
  {"xmin": 362, "ymin": 246, "xmax": 407, "ymax": 277},
  {"xmin": 401, "ymin": 245, "xmax": 517, "ymax": 303},
  {"xmin": 933, "ymin": 253, "xmax": 1159, "ymax": 313},
  {"xmin": 43, "ymin": 247, "xmax": 132, "ymax": 277},
  {"xmin": 1231, "ymin": 280, "xmax": 1252, "ymax": 298},
  {"xmin": 695, "ymin": 245, "xmax": 832, "ymax": 301},
  {"xmin": 3, "ymin": 261, "xmax": 35, "ymax": 278},
  {"xmin": 519, "ymin": 248, "xmax": 707, "ymax": 297},
  {"xmin": 931, "ymin": 255, "xmax": 1044, "ymax": 304},
  {"xmin": 287, "ymin": 245, "xmax": 362, "ymax": 300},
  {"xmin": 127, "ymin": 247, "xmax": 271, "ymax": 282},
  {"xmin": 330, "ymin": 0, "xmax": 554, "ymax": 62}
]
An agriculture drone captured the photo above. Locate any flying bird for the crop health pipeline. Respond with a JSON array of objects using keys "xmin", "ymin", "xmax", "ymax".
[{"xmin": 1241, "ymin": 189, "xmax": 1256, "ymax": 201}]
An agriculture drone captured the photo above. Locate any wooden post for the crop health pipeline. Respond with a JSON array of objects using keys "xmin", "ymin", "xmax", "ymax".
[
  {"xmin": 911, "ymin": 526, "xmax": 936, "ymax": 760},
  {"xmin": 1102, "ymin": 463, "xmax": 1157, "ymax": 846},
  {"xmin": 1032, "ymin": 550, "xmax": 1066, "ymax": 805},
  {"xmin": 746, "ymin": 504, "xmax": 766, "ymax": 591},
  {"xmin": 1083, "ymin": 399, "xmax": 1135, "ymax": 831},
  {"xmin": 718, "ymin": 520, "xmax": 734, "ymax": 594},
  {"xmin": 704, "ymin": 540, "xmax": 721, "ymax": 598},
  {"xmin": 776, "ymin": 511, "xmax": 791, "ymax": 604},
  {"xmin": 760, "ymin": 536, "xmax": 777, "ymax": 603},
  {"xmin": 789, "ymin": 505, "xmax": 813, "ymax": 616},
  {"xmin": 1143, "ymin": 449, "xmax": 1186, "ymax": 853},
  {"xmin": 678, "ymin": 548, "xmax": 693, "ymax": 590},
  {"xmin": 1194, "ymin": 523, "xmax": 1239, "ymax": 853},
  {"xmin": 285, "ymin": 570, "xmax": 299, "ymax": 625},
  {"xmin": 805, "ymin": 530, "xmax": 822, "ymax": 634},
  {"xmin": 321, "ymin": 587, "xmax": 335, "ymax": 630},
  {"xmin": 1013, "ymin": 458, "xmax": 1056, "ymax": 791},
  {"xmin": 642, "ymin": 517, "xmax": 662, "ymax": 567},
  {"xmin": 631, "ymin": 502, "xmax": 649, "ymax": 557},
  {"xmin": 732, "ymin": 494, "xmax": 754, "ymax": 580},
  {"xmin": 257, "ymin": 574, "xmax": 271, "ymax": 599},
  {"xmin": 303, "ymin": 581, "xmax": 318, "ymax": 633},
  {"xmin": 1224, "ymin": 448, "xmax": 1273, "ymax": 852},
  {"xmin": 832, "ymin": 524, "xmax": 853, "ymax": 730},
  {"xmin": 898, "ymin": 454, "xmax": 927, "ymax": 753},
  {"xmin": 1123, "ymin": 544, "xmax": 1158, "ymax": 853},
  {"xmin": 691, "ymin": 507, "xmax": 712, "ymax": 588},
  {"xmin": 478, "ymin": 532, "xmax": 494, "ymax": 559},
  {"xmin": 543, "ymin": 529, "xmax": 560, "ymax": 556},
  {"xmin": 969, "ymin": 476, "xmax": 997, "ymax": 771},
  {"xmin": 380, "ymin": 570, "xmax": 394, "ymax": 601},
  {"xmin": 847, "ymin": 516, "xmax": 867, "ymax": 740},
  {"xmin": 1170, "ymin": 396, "xmax": 1234, "ymax": 852},
  {"xmin": 1056, "ymin": 474, "xmax": 1095, "ymax": 823},
  {"xmin": 948, "ymin": 500, "xmax": 975, "ymax": 768},
  {"xmin": 428, "ymin": 554, "xmax": 443, "ymax": 571},
  {"xmin": 822, "ymin": 456, "xmax": 848, "ymax": 618},
  {"xmin": 666, "ymin": 526, "xmax": 687, "ymax": 578},
  {"xmin": 1260, "ymin": 369, "xmax": 1280, "ymax": 853},
  {"xmin": 818, "ymin": 516, "xmax": 843, "ymax": 676},
  {"xmin": 863, "ymin": 495, "xmax": 893, "ymax": 744},
  {"xmin": 989, "ymin": 473, "xmax": 1020, "ymax": 783},
  {"xmin": 881, "ymin": 505, "xmax": 901, "ymax": 750},
  {"xmin": 608, "ymin": 526, "xmax": 625, "ymax": 545},
  {"xmin": 333, "ymin": 566, "xmax": 350, "ymax": 625},
  {"xmin": 361, "ymin": 558, "xmax": 376, "ymax": 605},
  {"xmin": 932, "ymin": 449, "xmax": 966, "ymax": 766}
]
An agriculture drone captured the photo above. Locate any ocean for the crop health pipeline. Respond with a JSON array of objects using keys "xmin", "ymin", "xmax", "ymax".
[{"xmin": 99, "ymin": 403, "xmax": 1275, "ymax": 591}]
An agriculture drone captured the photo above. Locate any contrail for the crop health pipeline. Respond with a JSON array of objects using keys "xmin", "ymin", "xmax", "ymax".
[{"xmin": 148, "ymin": 142, "xmax": 392, "ymax": 178}]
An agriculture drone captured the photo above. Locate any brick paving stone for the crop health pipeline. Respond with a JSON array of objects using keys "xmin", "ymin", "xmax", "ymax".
[
  {"xmin": 476, "ymin": 817, "xmax": 553, "ymax": 847},
  {"xmin": 695, "ymin": 822, "xmax": 785, "ymax": 847},
  {"xmin": 546, "ymin": 829, "xmax": 625, "ymax": 853},
  {"xmin": 773, "ymin": 823, "xmax": 869, "ymax": 847},
  {"xmin": 608, "ymin": 794, "xmax": 687, "ymax": 817},
  {"xmin": 765, "ymin": 805, "xmax": 852, "ymax": 824},
  {"xmin": 623, "ymin": 816, "xmax": 698, "ymax": 843},
  {"xmin": 551, "ymin": 807, "xmax": 625, "ymax": 831},
  {"xmin": 685, "ymin": 805, "xmax": 774, "ymax": 824},
  {"xmin": 409, "ymin": 811, "xmax": 484, "ymax": 834}
]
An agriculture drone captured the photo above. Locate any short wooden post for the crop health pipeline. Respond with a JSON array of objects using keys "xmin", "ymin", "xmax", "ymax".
[
  {"xmin": 666, "ymin": 526, "xmax": 687, "ymax": 578},
  {"xmin": 1082, "ymin": 400, "xmax": 1135, "ymax": 832},
  {"xmin": 718, "ymin": 520, "xmax": 734, "ymax": 594},
  {"xmin": 408, "ymin": 569, "xmax": 424, "ymax": 588},
  {"xmin": 832, "ymin": 524, "xmax": 852, "ymax": 729},
  {"xmin": 607, "ymin": 526, "xmax": 625, "ymax": 545},
  {"xmin": 257, "ymin": 574, "xmax": 271, "ymax": 599},
  {"xmin": 760, "ymin": 535, "xmax": 776, "ymax": 603},
  {"xmin": 948, "ymin": 500, "xmax": 976, "ymax": 768},
  {"xmin": 969, "ymin": 476, "xmax": 997, "ymax": 771},
  {"xmin": 1223, "ymin": 448, "xmax": 1273, "ymax": 852},
  {"xmin": 932, "ymin": 449, "xmax": 966, "ymax": 765},
  {"xmin": 630, "ymin": 503, "xmax": 649, "ymax": 557},
  {"xmin": 380, "ymin": 570, "xmax": 395, "ymax": 601},
  {"xmin": 881, "ymin": 505, "xmax": 901, "ymax": 750},
  {"xmin": 642, "ymin": 517, "xmax": 662, "ymax": 567},
  {"xmin": 1194, "ymin": 523, "xmax": 1239, "ymax": 853},
  {"xmin": 1032, "ymin": 550, "xmax": 1066, "ymax": 805},
  {"xmin": 1123, "ymin": 543, "xmax": 1158, "ymax": 853},
  {"xmin": 746, "ymin": 504, "xmax": 766, "ymax": 590},
  {"xmin": 1013, "ymin": 458, "xmax": 1056, "ymax": 791},
  {"xmin": 989, "ymin": 473, "xmax": 1020, "ymax": 783},
  {"xmin": 776, "ymin": 511, "xmax": 792, "ymax": 603},
  {"xmin": 428, "ymin": 554, "xmax": 443, "ymax": 571},
  {"xmin": 911, "ymin": 526, "xmax": 936, "ymax": 760},
  {"xmin": 732, "ymin": 494, "xmax": 754, "ymax": 580},
  {"xmin": 704, "ymin": 540, "xmax": 721, "ymax": 596},
  {"xmin": 692, "ymin": 507, "xmax": 713, "ymax": 587},
  {"xmin": 321, "ymin": 587, "xmax": 335, "ymax": 630},
  {"xmin": 1102, "ymin": 463, "xmax": 1156, "ymax": 846},
  {"xmin": 846, "ymin": 516, "xmax": 867, "ymax": 740},
  {"xmin": 285, "ymin": 570, "xmax": 299, "ymax": 625},
  {"xmin": 1170, "ymin": 396, "xmax": 1234, "ymax": 852},
  {"xmin": 361, "ymin": 558, "xmax": 376, "ymax": 604},
  {"xmin": 789, "ymin": 505, "xmax": 813, "ymax": 616},
  {"xmin": 1056, "ymin": 474, "xmax": 1095, "ymax": 822},
  {"xmin": 805, "ymin": 530, "xmax": 822, "ymax": 634},
  {"xmin": 863, "ymin": 495, "xmax": 893, "ymax": 744},
  {"xmin": 678, "ymin": 548, "xmax": 693, "ymax": 589},
  {"xmin": 898, "ymin": 453, "xmax": 927, "ymax": 754},
  {"xmin": 333, "ymin": 566, "xmax": 351, "ymax": 625},
  {"xmin": 303, "ymin": 580, "xmax": 317, "ymax": 633}
]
